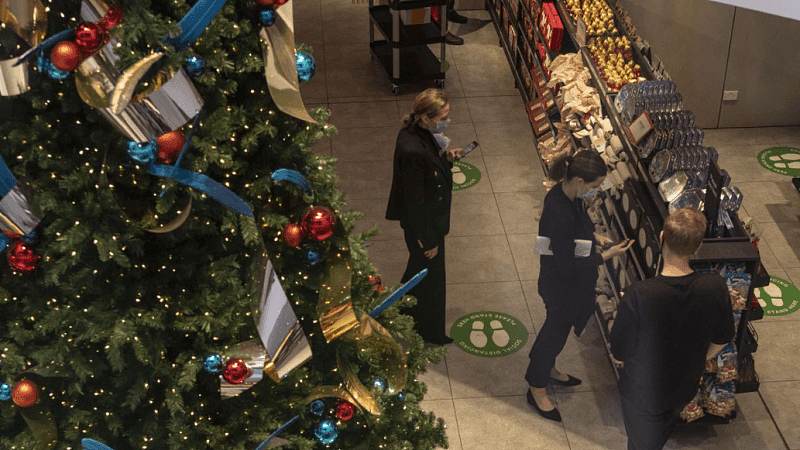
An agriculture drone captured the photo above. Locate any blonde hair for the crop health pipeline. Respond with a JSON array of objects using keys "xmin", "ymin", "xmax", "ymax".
[
  {"xmin": 663, "ymin": 208, "xmax": 707, "ymax": 257},
  {"xmin": 401, "ymin": 88, "xmax": 448, "ymax": 129}
]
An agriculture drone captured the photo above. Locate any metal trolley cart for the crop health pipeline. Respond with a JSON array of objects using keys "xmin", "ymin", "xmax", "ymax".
[{"xmin": 368, "ymin": 0, "xmax": 448, "ymax": 94}]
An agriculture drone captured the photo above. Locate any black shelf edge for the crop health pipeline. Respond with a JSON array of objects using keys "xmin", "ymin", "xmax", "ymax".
[
  {"xmin": 690, "ymin": 240, "xmax": 760, "ymax": 264},
  {"xmin": 369, "ymin": 6, "xmax": 444, "ymax": 47},
  {"xmin": 594, "ymin": 306, "xmax": 621, "ymax": 380},
  {"xmin": 369, "ymin": 41, "xmax": 444, "ymax": 83},
  {"xmin": 388, "ymin": 0, "xmax": 446, "ymax": 10}
]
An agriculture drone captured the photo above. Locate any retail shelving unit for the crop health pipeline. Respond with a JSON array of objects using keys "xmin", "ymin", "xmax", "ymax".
[
  {"xmin": 487, "ymin": 0, "xmax": 769, "ymax": 423},
  {"xmin": 369, "ymin": 0, "xmax": 448, "ymax": 94}
]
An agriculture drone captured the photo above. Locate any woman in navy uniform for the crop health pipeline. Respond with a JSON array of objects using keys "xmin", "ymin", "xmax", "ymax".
[{"xmin": 386, "ymin": 89, "xmax": 462, "ymax": 345}]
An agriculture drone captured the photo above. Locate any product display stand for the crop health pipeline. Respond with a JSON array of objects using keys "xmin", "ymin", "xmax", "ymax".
[
  {"xmin": 487, "ymin": 0, "xmax": 770, "ymax": 424},
  {"xmin": 369, "ymin": 0, "xmax": 448, "ymax": 94}
]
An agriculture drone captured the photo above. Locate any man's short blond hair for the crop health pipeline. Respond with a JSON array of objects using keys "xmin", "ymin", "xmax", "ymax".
[{"xmin": 663, "ymin": 208, "xmax": 707, "ymax": 256}]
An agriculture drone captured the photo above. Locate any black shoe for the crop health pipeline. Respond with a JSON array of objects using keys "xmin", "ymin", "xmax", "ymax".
[
  {"xmin": 526, "ymin": 389, "xmax": 562, "ymax": 422},
  {"xmin": 447, "ymin": 10, "xmax": 469, "ymax": 24},
  {"xmin": 550, "ymin": 374, "xmax": 582, "ymax": 387},
  {"xmin": 444, "ymin": 32, "xmax": 464, "ymax": 46},
  {"xmin": 426, "ymin": 335, "xmax": 454, "ymax": 345}
]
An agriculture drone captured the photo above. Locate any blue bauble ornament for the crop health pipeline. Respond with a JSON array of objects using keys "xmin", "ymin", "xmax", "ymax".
[
  {"xmin": 313, "ymin": 419, "xmax": 339, "ymax": 445},
  {"xmin": 203, "ymin": 354, "xmax": 223, "ymax": 373},
  {"xmin": 260, "ymin": 9, "xmax": 277, "ymax": 27},
  {"xmin": 37, "ymin": 54, "xmax": 69, "ymax": 80},
  {"xmin": 126, "ymin": 140, "xmax": 157, "ymax": 164},
  {"xmin": 307, "ymin": 251, "xmax": 320, "ymax": 266},
  {"xmin": 372, "ymin": 378, "xmax": 387, "ymax": 391},
  {"xmin": 295, "ymin": 51, "xmax": 315, "ymax": 83},
  {"xmin": 0, "ymin": 383, "xmax": 10, "ymax": 401},
  {"xmin": 310, "ymin": 399, "xmax": 325, "ymax": 416},
  {"xmin": 398, "ymin": 392, "xmax": 405, "ymax": 401},
  {"xmin": 185, "ymin": 55, "xmax": 206, "ymax": 77}
]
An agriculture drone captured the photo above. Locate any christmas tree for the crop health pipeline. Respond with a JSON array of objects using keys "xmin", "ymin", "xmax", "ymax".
[{"xmin": 0, "ymin": 1, "xmax": 448, "ymax": 449}]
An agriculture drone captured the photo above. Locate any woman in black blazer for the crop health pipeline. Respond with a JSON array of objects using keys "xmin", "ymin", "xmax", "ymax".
[
  {"xmin": 525, "ymin": 151, "xmax": 633, "ymax": 421},
  {"xmin": 385, "ymin": 89, "xmax": 462, "ymax": 345}
]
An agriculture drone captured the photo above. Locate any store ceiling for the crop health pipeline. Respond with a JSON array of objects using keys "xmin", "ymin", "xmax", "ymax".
[{"xmin": 707, "ymin": 0, "xmax": 800, "ymax": 21}]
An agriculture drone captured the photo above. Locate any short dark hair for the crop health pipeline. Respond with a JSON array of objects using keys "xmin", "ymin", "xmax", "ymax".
[
  {"xmin": 548, "ymin": 150, "xmax": 607, "ymax": 183},
  {"xmin": 663, "ymin": 208, "xmax": 707, "ymax": 256}
]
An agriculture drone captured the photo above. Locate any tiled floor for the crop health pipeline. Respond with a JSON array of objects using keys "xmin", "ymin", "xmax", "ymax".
[{"xmin": 295, "ymin": 2, "xmax": 800, "ymax": 449}]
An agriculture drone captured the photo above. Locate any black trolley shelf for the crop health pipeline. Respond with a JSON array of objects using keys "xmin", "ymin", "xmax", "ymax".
[
  {"xmin": 486, "ymin": 0, "xmax": 769, "ymax": 404},
  {"xmin": 369, "ymin": 0, "xmax": 448, "ymax": 94}
]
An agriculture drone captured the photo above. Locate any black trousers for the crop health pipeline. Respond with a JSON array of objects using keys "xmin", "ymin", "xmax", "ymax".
[
  {"xmin": 525, "ymin": 309, "xmax": 573, "ymax": 388},
  {"xmin": 619, "ymin": 394, "xmax": 680, "ymax": 450},
  {"xmin": 401, "ymin": 228, "xmax": 447, "ymax": 343}
]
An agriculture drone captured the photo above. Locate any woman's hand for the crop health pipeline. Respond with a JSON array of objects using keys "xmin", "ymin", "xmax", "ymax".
[
  {"xmin": 601, "ymin": 239, "xmax": 634, "ymax": 261},
  {"xmin": 594, "ymin": 233, "xmax": 613, "ymax": 246},
  {"xmin": 424, "ymin": 246, "xmax": 439, "ymax": 259},
  {"xmin": 446, "ymin": 148, "xmax": 463, "ymax": 162}
]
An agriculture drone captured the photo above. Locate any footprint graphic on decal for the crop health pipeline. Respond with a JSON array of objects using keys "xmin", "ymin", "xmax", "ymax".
[
  {"xmin": 469, "ymin": 321, "xmax": 488, "ymax": 348},
  {"xmin": 489, "ymin": 320, "xmax": 510, "ymax": 347},
  {"xmin": 770, "ymin": 153, "xmax": 800, "ymax": 169},
  {"xmin": 756, "ymin": 282, "xmax": 784, "ymax": 307},
  {"xmin": 453, "ymin": 165, "xmax": 467, "ymax": 185}
]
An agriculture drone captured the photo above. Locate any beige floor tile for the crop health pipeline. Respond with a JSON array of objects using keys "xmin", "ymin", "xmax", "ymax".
[
  {"xmin": 450, "ymin": 42, "xmax": 508, "ymax": 67},
  {"xmin": 784, "ymin": 267, "xmax": 800, "ymax": 290},
  {"xmin": 458, "ymin": 64, "xmax": 518, "ymax": 95},
  {"xmin": 760, "ymin": 222, "xmax": 800, "ymax": 268},
  {"xmin": 294, "ymin": 0, "xmax": 322, "ymax": 23},
  {"xmin": 364, "ymin": 238, "xmax": 409, "ymax": 286},
  {"xmin": 750, "ymin": 320, "xmax": 800, "ymax": 382},
  {"xmin": 325, "ymin": 65, "xmax": 396, "ymax": 99},
  {"xmin": 449, "ymin": 193, "xmax": 505, "ymax": 237},
  {"xmin": 704, "ymin": 127, "xmax": 778, "ymax": 148},
  {"xmin": 323, "ymin": 43, "xmax": 374, "ymax": 70},
  {"xmin": 427, "ymin": 43, "xmax": 458, "ymax": 69},
  {"xmin": 754, "ymin": 238, "xmax": 784, "ymax": 278},
  {"xmin": 446, "ymin": 330, "xmax": 535, "ymax": 398},
  {"xmin": 553, "ymin": 389, "xmax": 627, "ymax": 450},
  {"xmin": 322, "ymin": 19, "xmax": 371, "ymax": 44},
  {"xmin": 769, "ymin": 126, "xmax": 800, "ymax": 147},
  {"xmin": 466, "ymin": 95, "xmax": 529, "ymax": 123},
  {"xmin": 417, "ymin": 359, "xmax": 453, "ymax": 401},
  {"xmin": 446, "ymin": 281, "xmax": 534, "ymax": 333},
  {"xmin": 453, "ymin": 395, "xmax": 571, "ymax": 450},
  {"xmin": 715, "ymin": 144, "xmax": 792, "ymax": 183},
  {"xmin": 342, "ymin": 197, "xmax": 403, "ymax": 241},
  {"xmin": 330, "ymin": 125, "xmax": 398, "ymax": 162},
  {"xmin": 456, "ymin": 17, "xmax": 504, "ymax": 46},
  {"xmin": 295, "ymin": 20, "xmax": 324, "ymax": 46},
  {"xmin": 521, "ymin": 280, "xmax": 547, "ymax": 334},
  {"xmin": 327, "ymin": 100, "xmax": 399, "ymax": 129},
  {"xmin": 736, "ymin": 181, "xmax": 800, "ymax": 224},
  {"xmin": 759, "ymin": 381, "xmax": 800, "ymax": 449},
  {"xmin": 473, "ymin": 120, "xmax": 538, "ymax": 156},
  {"xmin": 495, "ymin": 192, "xmax": 545, "ymax": 234},
  {"xmin": 506, "ymin": 233, "xmax": 539, "ymax": 281},
  {"xmin": 451, "ymin": 157, "xmax": 493, "ymax": 196},
  {"xmin": 445, "ymin": 235, "xmax": 518, "ymax": 284},
  {"xmin": 336, "ymin": 160, "xmax": 393, "ymax": 199},
  {"xmin": 484, "ymin": 154, "xmax": 549, "ymax": 192},
  {"xmin": 418, "ymin": 399, "xmax": 463, "ymax": 450},
  {"xmin": 665, "ymin": 392, "xmax": 787, "ymax": 450},
  {"xmin": 320, "ymin": 0, "xmax": 369, "ymax": 23},
  {"xmin": 397, "ymin": 97, "xmax": 474, "ymax": 125},
  {"xmin": 551, "ymin": 320, "xmax": 618, "ymax": 393}
]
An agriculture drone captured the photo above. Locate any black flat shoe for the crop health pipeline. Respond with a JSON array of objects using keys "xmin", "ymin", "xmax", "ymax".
[
  {"xmin": 526, "ymin": 389, "xmax": 562, "ymax": 422},
  {"xmin": 426, "ymin": 335, "xmax": 454, "ymax": 345},
  {"xmin": 549, "ymin": 375, "xmax": 582, "ymax": 386},
  {"xmin": 447, "ymin": 10, "xmax": 469, "ymax": 24},
  {"xmin": 444, "ymin": 32, "xmax": 464, "ymax": 46}
]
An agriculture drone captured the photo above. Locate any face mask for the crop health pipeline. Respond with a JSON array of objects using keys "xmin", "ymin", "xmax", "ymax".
[
  {"xmin": 433, "ymin": 132, "xmax": 450, "ymax": 150},
  {"xmin": 431, "ymin": 118, "xmax": 450, "ymax": 133},
  {"xmin": 577, "ymin": 185, "xmax": 599, "ymax": 200}
]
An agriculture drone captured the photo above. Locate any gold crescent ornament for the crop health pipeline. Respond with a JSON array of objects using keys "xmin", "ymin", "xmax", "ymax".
[{"xmin": 109, "ymin": 52, "xmax": 164, "ymax": 114}]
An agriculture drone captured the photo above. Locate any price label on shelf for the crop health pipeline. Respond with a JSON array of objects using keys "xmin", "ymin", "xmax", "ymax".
[
  {"xmin": 576, "ymin": 17, "xmax": 587, "ymax": 47},
  {"xmin": 627, "ymin": 111, "xmax": 654, "ymax": 144}
]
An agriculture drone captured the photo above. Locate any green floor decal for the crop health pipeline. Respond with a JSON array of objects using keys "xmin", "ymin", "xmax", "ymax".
[
  {"xmin": 452, "ymin": 160, "xmax": 481, "ymax": 191},
  {"xmin": 757, "ymin": 147, "xmax": 800, "ymax": 177},
  {"xmin": 450, "ymin": 311, "xmax": 528, "ymax": 357},
  {"xmin": 755, "ymin": 276, "xmax": 800, "ymax": 316}
]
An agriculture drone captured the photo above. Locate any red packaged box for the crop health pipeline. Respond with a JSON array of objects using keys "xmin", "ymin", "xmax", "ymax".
[{"xmin": 538, "ymin": 2, "xmax": 563, "ymax": 51}]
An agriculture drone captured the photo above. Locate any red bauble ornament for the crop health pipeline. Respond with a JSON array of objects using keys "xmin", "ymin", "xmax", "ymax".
[
  {"xmin": 222, "ymin": 359, "xmax": 252, "ymax": 384},
  {"xmin": 282, "ymin": 223, "xmax": 303, "ymax": 247},
  {"xmin": 74, "ymin": 22, "xmax": 105, "ymax": 55},
  {"xmin": 2, "ymin": 230, "xmax": 20, "ymax": 239},
  {"xmin": 98, "ymin": 6, "xmax": 124, "ymax": 30},
  {"xmin": 253, "ymin": 0, "xmax": 275, "ymax": 6},
  {"xmin": 11, "ymin": 380, "xmax": 39, "ymax": 408},
  {"xmin": 335, "ymin": 401, "xmax": 355, "ymax": 421},
  {"xmin": 301, "ymin": 206, "xmax": 336, "ymax": 242},
  {"xmin": 274, "ymin": 0, "xmax": 288, "ymax": 6},
  {"xmin": 8, "ymin": 240, "xmax": 40, "ymax": 272},
  {"xmin": 156, "ymin": 130, "xmax": 186, "ymax": 164},
  {"xmin": 368, "ymin": 274, "xmax": 385, "ymax": 293},
  {"xmin": 50, "ymin": 41, "xmax": 82, "ymax": 71}
]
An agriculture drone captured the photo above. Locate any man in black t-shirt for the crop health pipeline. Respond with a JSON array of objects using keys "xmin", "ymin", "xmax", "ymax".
[{"xmin": 610, "ymin": 208, "xmax": 735, "ymax": 450}]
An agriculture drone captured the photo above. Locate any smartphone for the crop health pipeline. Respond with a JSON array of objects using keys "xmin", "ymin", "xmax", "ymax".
[
  {"xmin": 457, "ymin": 141, "xmax": 479, "ymax": 160},
  {"xmin": 602, "ymin": 238, "xmax": 633, "ymax": 250}
]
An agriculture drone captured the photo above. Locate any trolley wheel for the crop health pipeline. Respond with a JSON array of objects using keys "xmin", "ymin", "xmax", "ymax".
[
  {"xmin": 435, "ymin": 79, "xmax": 445, "ymax": 88},
  {"xmin": 390, "ymin": 84, "xmax": 400, "ymax": 95}
]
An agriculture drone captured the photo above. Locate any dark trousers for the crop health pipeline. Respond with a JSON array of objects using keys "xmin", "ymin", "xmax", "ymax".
[
  {"xmin": 619, "ymin": 394, "xmax": 680, "ymax": 450},
  {"xmin": 401, "ymin": 227, "xmax": 447, "ymax": 343},
  {"xmin": 525, "ymin": 310, "xmax": 573, "ymax": 388}
]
